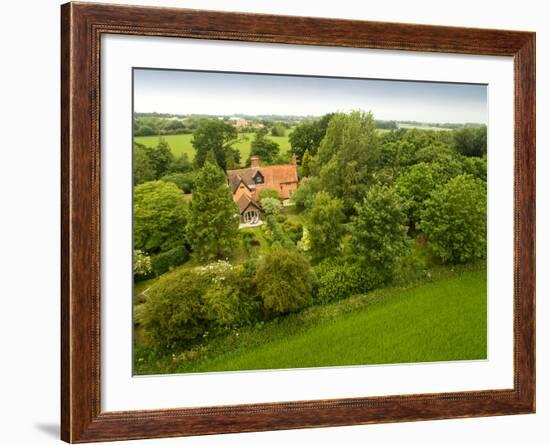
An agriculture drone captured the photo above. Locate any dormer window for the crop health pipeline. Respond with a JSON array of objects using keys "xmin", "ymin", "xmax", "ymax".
[{"xmin": 253, "ymin": 172, "xmax": 264, "ymax": 184}]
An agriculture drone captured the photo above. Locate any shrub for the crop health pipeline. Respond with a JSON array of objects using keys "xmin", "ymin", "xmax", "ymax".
[
  {"xmin": 282, "ymin": 219, "xmax": 303, "ymax": 244},
  {"xmin": 418, "ymin": 174, "xmax": 487, "ymax": 263},
  {"xmin": 141, "ymin": 269, "xmax": 207, "ymax": 349},
  {"xmin": 256, "ymin": 249, "xmax": 313, "ymax": 314},
  {"xmin": 260, "ymin": 197, "xmax": 282, "ymax": 215},
  {"xmin": 133, "ymin": 250, "xmax": 152, "ymax": 278},
  {"xmin": 150, "ymin": 246, "xmax": 190, "ymax": 276},
  {"xmin": 314, "ymin": 257, "xmax": 375, "ymax": 303},
  {"xmin": 258, "ymin": 188, "xmax": 280, "ymax": 201},
  {"xmin": 200, "ymin": 261, "xmax": 260, "ymax": 328}
]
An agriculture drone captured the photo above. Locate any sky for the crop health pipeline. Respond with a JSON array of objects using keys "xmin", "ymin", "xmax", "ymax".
[{"xmin": 133, "ymin": 68, "xmax": 487, "ymax": 124}]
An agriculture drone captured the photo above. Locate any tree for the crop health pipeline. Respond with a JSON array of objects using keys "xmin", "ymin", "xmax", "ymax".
[
  {"xmin": 453, "ymin": 126, "xmax": 487, "ymax": 157},
  {"xmin": 133, "ymin": 143, "xmax": 155, "ymax": 185},
  {"xmin": 317, "ymin": 111, "xmax": 380, "ymax": 214},
  {"xmin": 418, "ymin": 174, "xmax": 487, "ymax": 263},
  {"xmin": 256, "ymin": 248, "xmax": 313, "ymax": 314},
  {"xmin": 288, "ymin": 113, "xmax": 333, "ymax": 159},
  {"xmin": 350, "ymin": 185, "xmax": 409, "ymax": 283},
  {"xmin": 134, "ymin": 181, "xmax": 189, "ymax": 254},
  {"xmin": 159, "ymin": 172, "xmax": 195, "ymax": 193},
  {"xmin": 192, "ymin": 120, "xmax": 238, "ymax": 169},
  {"xmin": 395, "ymin": 162, "xmax": 438, "ymax": 228},
  {"xmin": 168, "ymin": 153, "xmax": 193, "ymax": 174},
  {"xmin": 147, "ymin": 138, "xmax": 174, "ymax": 178},
  {"xmin": 291, "ymin": 177, "xmax": 321, "ymax": 211},
  {"xmin": 271, "ymin": 124, "xmax": 286, "ymax": 137},
  {"xmin": 307, "ymin": 192, "xmax": 345, "ymax": 261},
  {"xmin": 187, "ymin": 161, "xmax": 240, "ymax": 262},
  {"xmin": 300, "ymin": 149, "xmax": 312, "ymax": 177},
  {"xmin": 248, "ymin": 128, "xmax": 280, "ymax": 164}
]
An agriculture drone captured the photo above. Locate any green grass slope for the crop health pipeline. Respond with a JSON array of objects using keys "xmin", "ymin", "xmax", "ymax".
[{"xmin": 193, "ymin": 270, "xmax": 487, "ymax": 372}]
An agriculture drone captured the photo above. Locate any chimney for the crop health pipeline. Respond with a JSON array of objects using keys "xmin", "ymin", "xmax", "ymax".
[
  {"xmin": 251, "ymin": 156, "xmax": 261, "ymax": 168},
  {"xmin": 291, "ymin": 153, "xmax": 297, "ymax": 165}
]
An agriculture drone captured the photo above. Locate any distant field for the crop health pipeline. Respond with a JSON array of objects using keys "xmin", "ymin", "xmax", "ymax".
[
  {"xmin": 397, "ymin": 123, "xmax": 451, "ymax": 131},
  {"xmin": 134, "ymin": 131, "xmax": 291, "ymax": 161}
]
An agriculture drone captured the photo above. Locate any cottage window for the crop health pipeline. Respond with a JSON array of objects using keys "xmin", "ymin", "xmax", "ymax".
[
  {"xmin": 254, "ymin": 173, "xmax": 264, "ymax": 184},
  {"xmin": 243, "ymin": 210, "xmax": 259, "ymax": 223}
]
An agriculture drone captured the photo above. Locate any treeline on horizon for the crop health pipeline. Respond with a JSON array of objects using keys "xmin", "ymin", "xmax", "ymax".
[{"xmin": 133, "ymin": 112, "xmax": 486, "ymax": 137}]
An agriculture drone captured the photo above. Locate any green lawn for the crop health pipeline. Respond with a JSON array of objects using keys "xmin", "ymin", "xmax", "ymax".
[
  {"xmin": 134, "ymin": 132, "xmax": 291, "ymax": 161},
  {"xmin": 134, "ymin": 267, "xmax": 486, "ymax": 374}
]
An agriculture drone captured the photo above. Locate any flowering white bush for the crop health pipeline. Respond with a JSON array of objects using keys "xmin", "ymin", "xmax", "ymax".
[
  {"xmin": 196, "ymin": 260, "xmax": 234, "ymax": 284},
  {"xmin": 133, "ymin": 250, "xmax": 152, "ymax": 277},
  {"xmin": 297, "ymin": 227, "xmax": 311, "ymax": 252}
]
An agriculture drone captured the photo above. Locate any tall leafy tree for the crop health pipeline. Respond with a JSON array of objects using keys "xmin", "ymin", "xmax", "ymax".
[
  {"xmin": 134, "ymin": 181, "xmax": 189, "ymax": 254},
  {"xmin": 248, "ymin": 128, "xmax": 280, "ymax": 164},
  {"xmin": 191, "ymin": 120, "xmax": 238, "ymax": 170},
  {"xmin": 187, "ymin": 161, "xmax": 240, "ymax": 262},
  {"xmin": 350, "ymin": 185, "xmax": 409, "ymax": 283},
  {"xmin": 418, "ymin": 174, "xmax": 487, "ymax": 263},
  {"xmin": 395, "ymin": 162, "xmax": 438, "ymax": 228},
  {"xmin": 147, "ymin": 138, "xmax": 174, "ymax": 178},
  {"xmin": 307, "ymin": 192, "xmax": 345, "ymax": 261},
  {"xmin": 300, "ymin": 149, "xmax": 312, "ymax": 177},
  {"xmin": 288, "ymin": 113, "xmax": 333, "ymax": 159},
  {"xmin": 317, "ymin": 111, "xmax": 380, "ymax": 214},
  {"xmin": 133, "ymin": 143, "xmax": 155, "ymax": 185}
]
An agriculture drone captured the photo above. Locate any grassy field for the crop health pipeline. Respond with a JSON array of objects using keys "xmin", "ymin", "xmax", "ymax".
[
  {"xmin": 135, "ymin": 132, "xmax": 291, "ymax": 161},
  {"xmin": 134, "ymin": 266, "xmax": 486, "ymax": 374}
]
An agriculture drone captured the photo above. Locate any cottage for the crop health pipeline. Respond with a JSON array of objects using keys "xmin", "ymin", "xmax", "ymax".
[{"xmin": 227, "ymin": 155, "xmax": 299, "ymax": 224}]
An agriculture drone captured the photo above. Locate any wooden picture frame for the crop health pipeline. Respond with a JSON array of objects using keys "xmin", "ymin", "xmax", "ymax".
[{"xmin": 61, "ymin": 2, "xmax": 535, "ymax": 442}]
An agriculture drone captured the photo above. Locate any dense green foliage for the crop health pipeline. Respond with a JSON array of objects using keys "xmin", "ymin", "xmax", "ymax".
[
  {"xmin": 260, "ymin": 197, "xmax": 282, "ymax": 215},
  {"xmin": 288, "ymin": 113, "xmax": 333, "ymax": 160},
  {"xmin": 150, "ymin": 246, "xmax": 190, "ymax": 277},
  {"xmin": 307, "ymin": 192, "xmax": 345, "ymax": 261},
  {"xmin": 314, "ymin": 257, "xmax": 372, "ymax": 303},
  {"xmin": 317, "ymin": 111, "xmax": 379, "ymax": 213},
  {"xmin": 453, "ymin": 126, "xmax": 487, "ymax": 157},
  {"xmin": 395, "ymin": 162, "xmax": 438, "ymax": 228},
  {"xmin": 256, "ymin": 249, "xmax": 313, "ymax": 314},
  {"xmin": 133, "ymin": 181, "xmax": 189, "ymax": 254},
  {"xmin": 350, "ymin": 185, "xmax": 409, "ymax": 283},
  {"xmin": 159, "ymin": 172, "xmax": 195, "ymax": 193},
  {"xmin": 141, "ymin": 269, "xmax": 207, "ymax": 349},
  {"xmin": 291, "ymin": 176, "xmax": 321, "ymax": 211},
  {"xmin": 201, "ymin": 261, "xmax": 260, "ymax": 328},
  {"xmin": 187, "ymin": 161, "xmax": 240, "ymax": 262},
  {"xmin": 248, "ymin": 128, "xmax": 280, "ymax": 164},
  {"xmin": 418, "ymin": 174, "xmax": 487, "ymax": 263},
  {"xmin": 191, "ymin": 120, "xmax": 239, "ymax": 169}
]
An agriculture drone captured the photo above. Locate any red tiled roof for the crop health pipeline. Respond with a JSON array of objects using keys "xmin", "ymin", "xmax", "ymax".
[
  {"xmin": 236, "ymin": 194, "xmax": 261, "ymax": 214},
  {"xmin": 227, "ymin": 163, "xmax": 298, "ymax": 195}
]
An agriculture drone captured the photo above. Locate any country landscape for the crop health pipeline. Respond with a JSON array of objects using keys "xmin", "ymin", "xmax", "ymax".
[{"xmin": 132, "ymin": 70, "xmax": 488, "ymax": 375}]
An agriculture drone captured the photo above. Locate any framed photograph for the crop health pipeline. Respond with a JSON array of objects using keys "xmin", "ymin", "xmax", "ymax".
[{"xmin": 61, "ymin": 2, "xmax": 535, "ymax": 442}]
